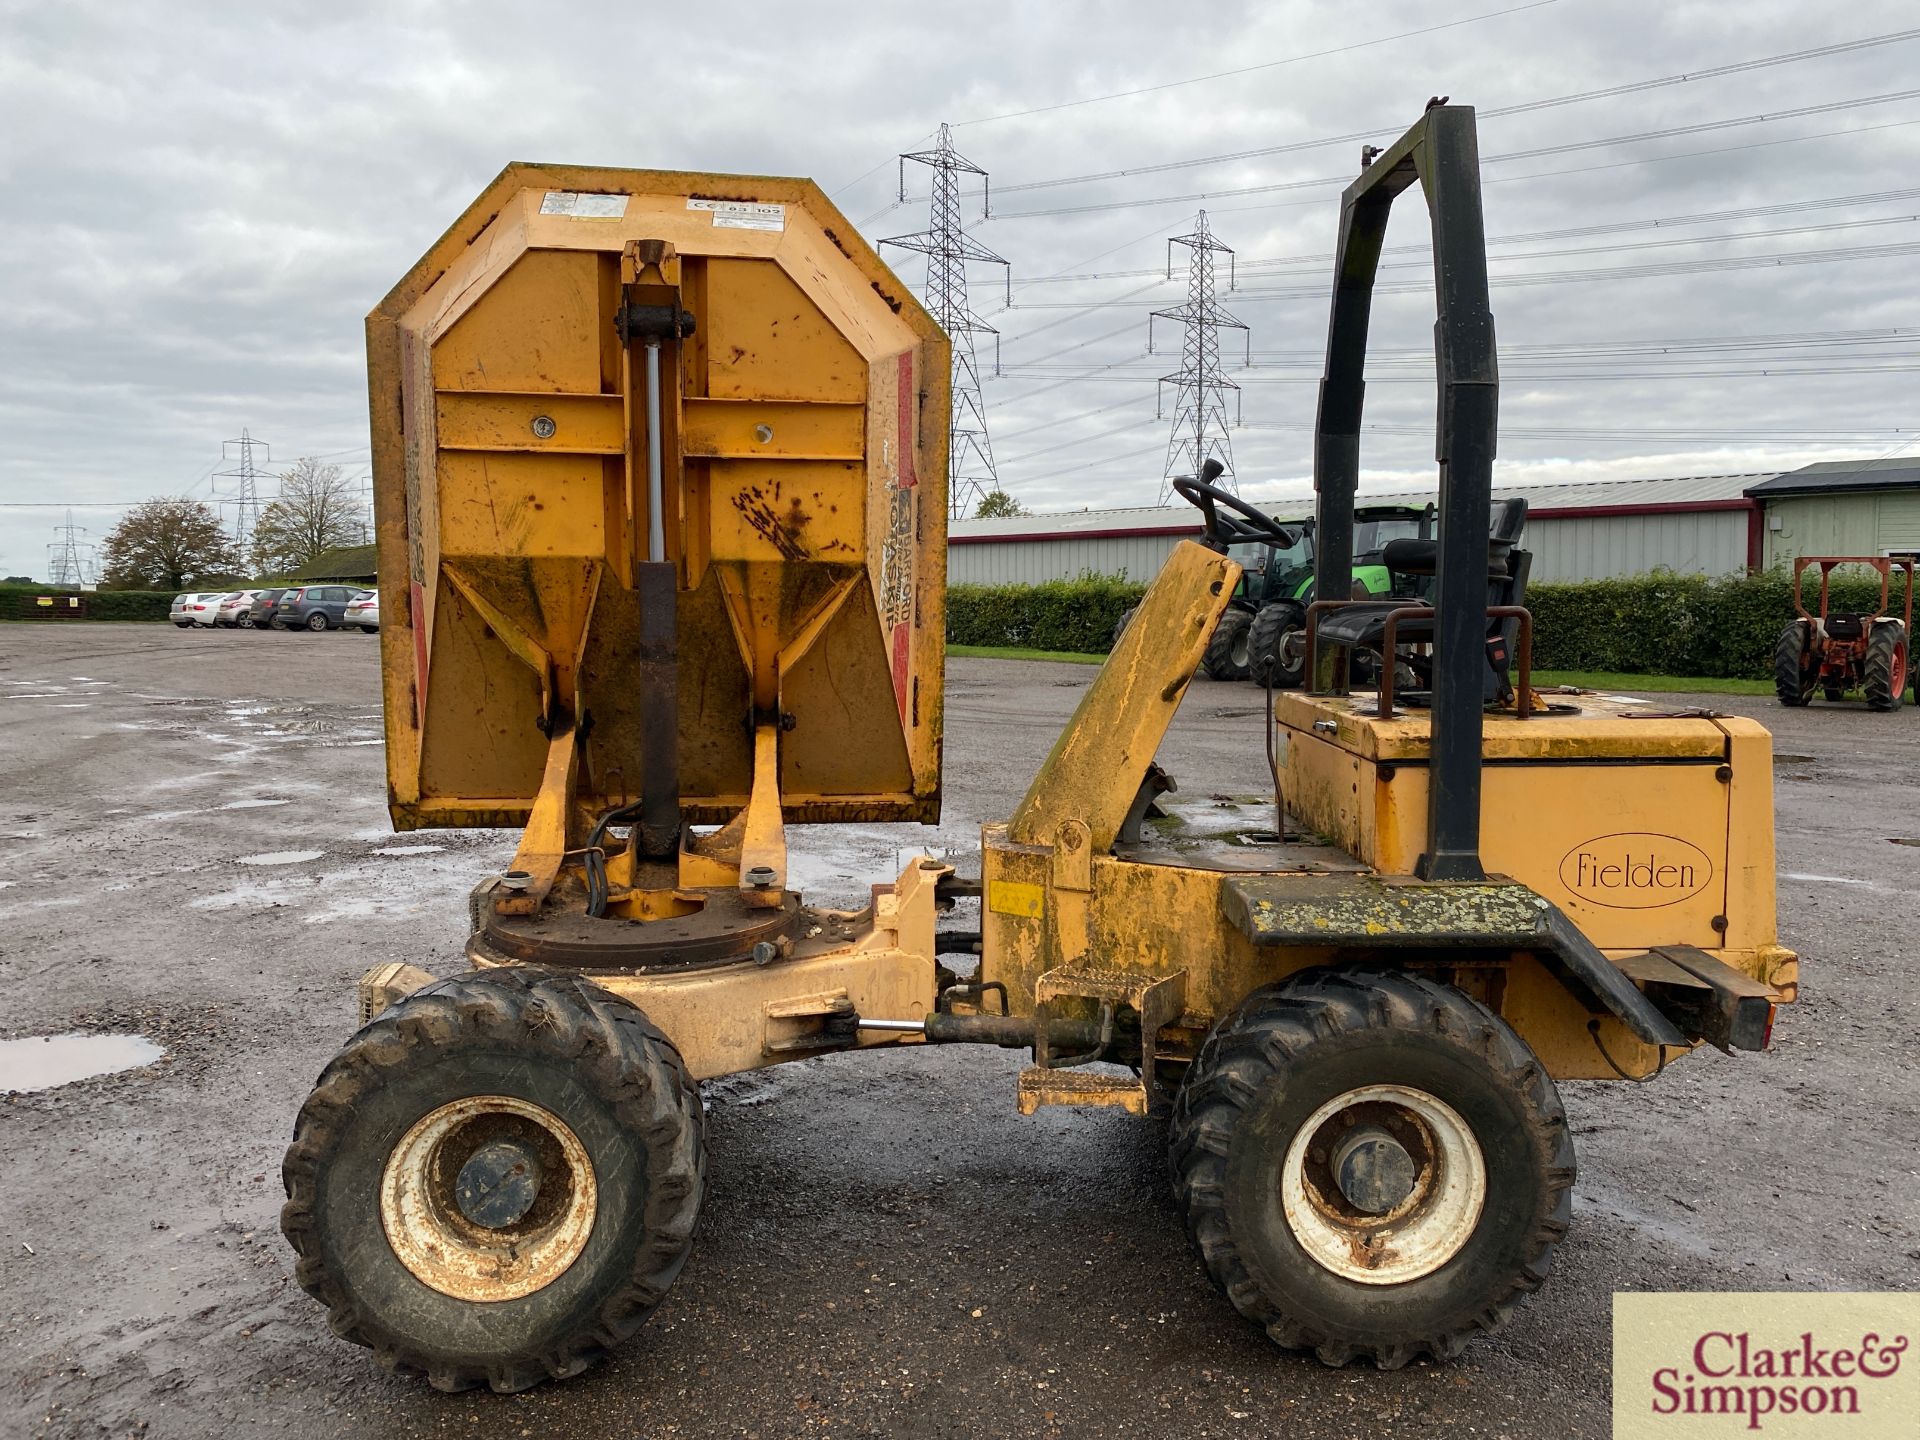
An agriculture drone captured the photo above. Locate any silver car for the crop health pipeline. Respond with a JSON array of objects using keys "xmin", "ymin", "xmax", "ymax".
[
  {"xmin": 342, "ymin": 589, "xmax": 380, "ymax": 633},
  {"xmin": 214, "ymin": 590, "xmax": 262, "ymax": 627},
  {"xmin": 171, "ymin": 592, "xmax": 225, "ymax": 627}
]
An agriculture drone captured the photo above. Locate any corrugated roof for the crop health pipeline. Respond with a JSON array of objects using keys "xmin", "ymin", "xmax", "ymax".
[
  {"xmin": 952, "ymin": 471, "xmax": 1773, "ymax": 541},
  {"xmin": 1744, "ymin": 458, "xmax": 1920, "ymax": 497}
]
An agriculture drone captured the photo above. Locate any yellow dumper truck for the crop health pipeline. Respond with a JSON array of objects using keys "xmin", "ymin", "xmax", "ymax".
[{"xmin": 282, "ymin": 106, "xmax": 1793, "ymax": 1391}]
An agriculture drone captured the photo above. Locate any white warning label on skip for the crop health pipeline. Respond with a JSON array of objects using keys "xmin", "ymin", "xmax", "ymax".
[
  {"xmin": 687, "ymin": 198, "xmax": 786, "ymax": 231},
  {"xmin": 540, "ymin": 192, "xmax": 629, "ymax": 219}
]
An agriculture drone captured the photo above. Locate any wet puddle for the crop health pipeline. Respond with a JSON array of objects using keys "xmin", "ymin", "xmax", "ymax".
[
  {"xmin": 237, "ymin": 850, "xmax": 324, "ymax": 866},
  {"xmin": 0, "ymin": 1032, "xmax": 164, "ymax": 1093}
]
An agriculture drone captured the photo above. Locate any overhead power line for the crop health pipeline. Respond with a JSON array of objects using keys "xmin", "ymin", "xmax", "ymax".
[
  {"xmin": 990, "ymin": 105, "xmax": 1920, "ymax": 219},
  {"xmin": 999, "ymin": 237, "xmax": 1920, "ymax": 309},
  {"xmin": 985, "ymin": 28, "xmax": 1920, "ymax": 193},
  {"xmin": 987, "ymin": 187, "xmax": 1920, "ymax": 285},
  {"xmin": 950, "ymin": 0, "xmax": 1563, "ymax": 127}
]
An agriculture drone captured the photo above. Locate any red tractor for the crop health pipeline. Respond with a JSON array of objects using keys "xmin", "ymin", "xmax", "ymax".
[{"xmin": 1774, "ymin": 556, "xmax": 1915, "ymax": 711}]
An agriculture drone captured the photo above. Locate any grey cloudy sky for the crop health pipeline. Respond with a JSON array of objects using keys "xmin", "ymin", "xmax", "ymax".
[{"xmin": 3, "ymin": 0, "xmax": 1918, "ymax": 581}]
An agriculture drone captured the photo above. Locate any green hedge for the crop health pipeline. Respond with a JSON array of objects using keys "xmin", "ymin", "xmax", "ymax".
[
  {"xmin": 0, "ymin": 585, "xmax": 177, "ymax": 621},
  {"xmin": 946, "ymin": 568, "xmax": 1910, "ymax": 679},
  {"xmin": 1526, "ymin": 570, "xmax": 1901, "ymax": 678},
  {"xmin": 948, "ymin": 574, "xmax": 1146, "ymax": 655}
]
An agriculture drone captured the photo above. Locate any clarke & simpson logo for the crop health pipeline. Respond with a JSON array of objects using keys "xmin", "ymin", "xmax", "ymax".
[{"xmin": 1615, "ymin": 1294, "xmax": 1920, "ymax": 1438}]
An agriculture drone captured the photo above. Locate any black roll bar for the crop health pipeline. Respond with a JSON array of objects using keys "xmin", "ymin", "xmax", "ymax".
[{"xmin": 1311, "ymin": 104, "xmax": 1500, "ymax": 882}]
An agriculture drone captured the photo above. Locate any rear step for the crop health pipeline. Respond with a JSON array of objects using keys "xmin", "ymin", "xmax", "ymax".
[{"xmin": 1017, "ymin": 965, "xmax": 1186, "ymax": 1114}]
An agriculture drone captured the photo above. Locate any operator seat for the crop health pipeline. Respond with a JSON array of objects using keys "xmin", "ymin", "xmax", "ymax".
[{"xmin": 1313, "ymin": 499, "xmax": 1529, "ymax": 700}]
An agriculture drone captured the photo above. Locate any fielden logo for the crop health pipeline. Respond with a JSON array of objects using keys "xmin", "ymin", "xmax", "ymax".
[
  {"xmin": 1615, "ymin": 1293, "xmax": 1920, "ymax": 1438},
  {"xmin": 1559, "ymin": 832, "xmax": 1713, "ymax": 910}
]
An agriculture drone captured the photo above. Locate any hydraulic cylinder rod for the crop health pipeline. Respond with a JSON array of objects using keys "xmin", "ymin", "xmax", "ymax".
[{"xmin": 857, "ymin": 1014, "xmax": 1107, "ymax": 1051}]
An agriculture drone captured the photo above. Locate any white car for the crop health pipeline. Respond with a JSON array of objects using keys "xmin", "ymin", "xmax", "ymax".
[
  {"xmin": 173, "ymin": 592, "xmax": 227, "ymax": 627},
  {"xmin": 214, "ymin": 591, "xmax": 262, "ymax": 628},
  {"xmin": 343, "ymin": 589, "xmax": 380, "ymax": 633}
]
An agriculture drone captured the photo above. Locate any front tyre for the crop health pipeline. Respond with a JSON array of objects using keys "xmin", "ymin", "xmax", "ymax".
[
  {"xmin": 1203, "ymin": 607, "xmax": 1254, "ymax": 681},
  {"xmin": 1248, "ymin": 601, "xmax": 1307, "ymax": 689},
  {"xmin": 1169, "ymin": 969, "xmax": 1573, "ymax": 1367},
  {"xmin": 281, "ymin": 967, "xmax": 704, "ymax": 1392}
]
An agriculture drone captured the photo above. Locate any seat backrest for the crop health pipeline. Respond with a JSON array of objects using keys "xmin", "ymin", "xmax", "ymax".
[{"xmin": 1490, "ymin": 497, "xmax": 1528, "ymax": 544}]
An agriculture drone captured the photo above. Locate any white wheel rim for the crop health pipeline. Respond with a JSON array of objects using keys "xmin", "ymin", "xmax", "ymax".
[
  {"xmin": 1280, "ymin": 1083, "xmax": 1486, "ymax": 1285},
  {"xmin": 381, "ymin": 1094, "xmax": 598, "ymax": 1301}
]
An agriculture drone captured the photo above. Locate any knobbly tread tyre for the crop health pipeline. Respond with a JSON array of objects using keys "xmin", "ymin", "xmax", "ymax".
[
  {"xmin": 1111, "ymin": 605, "xmax": 1139, "ymax": 650},
  {"xmin": 1864, "ymin": 621, "xmax": 1907, "ymax": 711},
  {"xmin": 1203, "ymin": 606, "xmax": 1254, "ymax": 681},
  {"xmin": 1168, "ymin": 969, "xmax": 1574, "ymax": 1368},
  {"xmin": 1774, "ymin": 622, "xmax": 1813, "ymax": 706},
  {"xmin": 1248, "ymin": 601, "xmax": 1307, "ymax": 690},
  {"xmin": 281, "ymin": 966, "xmax": 704, "ymax": 1393}
]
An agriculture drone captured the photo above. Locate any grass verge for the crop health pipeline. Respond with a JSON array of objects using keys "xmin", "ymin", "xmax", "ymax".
[
  {"xmin": 949, "ymin": 648, "xmax": 1775, "ymax": 695},
  {"xmin": 948, "ymin": 644, "xmax": 1104, "ymax": 664},
  {"xmin": 1533, "ymin": 669, "xmax": 1774, "ymax": 695}
]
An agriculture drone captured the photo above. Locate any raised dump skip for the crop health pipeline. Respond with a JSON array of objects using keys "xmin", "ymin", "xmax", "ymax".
[{"xmin": 368, "ymin": 164, "xmax": 950, "ymax": 834}]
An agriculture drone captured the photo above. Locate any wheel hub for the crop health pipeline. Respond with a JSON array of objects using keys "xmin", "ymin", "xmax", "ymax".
[
  {"xmin": 1280, "ymin": 1083, "xmax": 1486, "ymax": 1285},
  {"xmin": 455, "ymin": 1139, "xmax": 545, "ymax": 1229},
  {"xmin": 1331, "ymin": 1124, "xmax": 1417, "ymax": 1215},
  {"xmin": 381, "ymin": 1095, "xmax": 598, "ymax": 1301}
]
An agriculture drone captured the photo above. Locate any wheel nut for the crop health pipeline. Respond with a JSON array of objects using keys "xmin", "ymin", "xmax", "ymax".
[{"xmin": 745, "ymin": 866, "xmax": 776, "ymax": 889}]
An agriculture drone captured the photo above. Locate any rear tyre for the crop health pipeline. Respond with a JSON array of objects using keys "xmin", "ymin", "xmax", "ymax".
[
  {"xmin": 306, "ymin": 612, "xmax": 330, "ymax": 632},
  {"xmin": 1774, "ymin": 622, "xmax": 1814, "ymax": 706},
  {"xmin": 1248, "ymin": 601, "xmax": 1308, "ymax": 690},
  {"xmin": 1864, "ymin": 621, "xmax": 1908, "ymax": 712},
  {"xmin": 173, "ymin": 621, "xmax": 191, "ymax": 628},
  {"xmin": 1110, "ymin": 605, "xmax": 1139, "ymax": 651},
  {"xmin": 281, "ymin": 967, "xmax": 705, "ymax": 1393},
  {"xmin": 1169, "ymin": 969, "xmax": 1573, "ymax": 1368},
  {"xmin": 1203, "ymin": 607, "xmax": 1254, "ymax": 681},
  {"xmin": 238, "ymin": 615, "xmax": 255, "ymax": 630}
]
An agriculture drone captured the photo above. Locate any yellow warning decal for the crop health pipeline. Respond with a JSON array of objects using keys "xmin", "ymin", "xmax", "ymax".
[{"xmin": 987, "ymin": 879, "xmax": 1045, "ymax": 918}]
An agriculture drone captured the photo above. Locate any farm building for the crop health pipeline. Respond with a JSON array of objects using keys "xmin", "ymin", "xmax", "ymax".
[
  {"xmin": 949, "ymin": 463, "xmax": 1920, "ymax": 586},
  {"xmin": 1745, "ymin": 459, "xmax": 1920, "ymax": 567}
]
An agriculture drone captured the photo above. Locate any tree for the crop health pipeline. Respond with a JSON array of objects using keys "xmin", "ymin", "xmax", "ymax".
[
  {"xmin": 100, "ymin": 499, "xmax": 239, "ymax": 590},
  {"xmin": 250, "ymin": 458, "xmax": 366, "ymax": 576},
  {"xmin": 974, "ymin": 489, "xmax": 1029, "ymax": 519}
]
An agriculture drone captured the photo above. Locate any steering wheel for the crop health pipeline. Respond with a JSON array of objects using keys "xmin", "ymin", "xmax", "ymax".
[{"xmin": 1171, "ymin": 459, "xmax": 1301, "ymax": 551}]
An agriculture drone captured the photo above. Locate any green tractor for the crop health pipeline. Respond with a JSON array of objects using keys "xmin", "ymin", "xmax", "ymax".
[
  {"xmin": 1233, "ymin": 505, "xmax": 1431, "ymax": 685},
  {"xmin": 1110, "ymin": 504, "xmax": 1431, "ymax": 682}
]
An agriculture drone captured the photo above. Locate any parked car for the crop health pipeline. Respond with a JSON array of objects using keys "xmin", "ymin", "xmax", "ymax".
[
  {"xmin": 214, "ymin": 591, "xmax": 262, "ymax": 628},
  {"xmin": 342, "ymin": 589, "xmax": 380, "ymax": 633},
  {"xmin": 181, "ymin": 592, "xmax": 229, "ymax": 627},
  {"xmin": 277, "ymin": 584, "xmax": 360, "ymax": 631},
  {"xmin": 170, "ymin": 592, "xmax": 222, "ymax": 627},
  {"xmin": 247, "ymin": 588, "xmax": 290, "ymax": 629}
]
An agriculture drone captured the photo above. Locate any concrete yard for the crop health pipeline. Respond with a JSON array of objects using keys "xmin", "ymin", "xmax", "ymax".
[{"xmin": 1, "ymin": 623, "xmax": 1916, "ymax": 1439}]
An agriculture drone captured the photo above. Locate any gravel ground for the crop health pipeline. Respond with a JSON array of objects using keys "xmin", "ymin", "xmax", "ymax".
[{"xmin": 1, "ymin": 623, "xmax": 1915, "ymax": 1440}]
